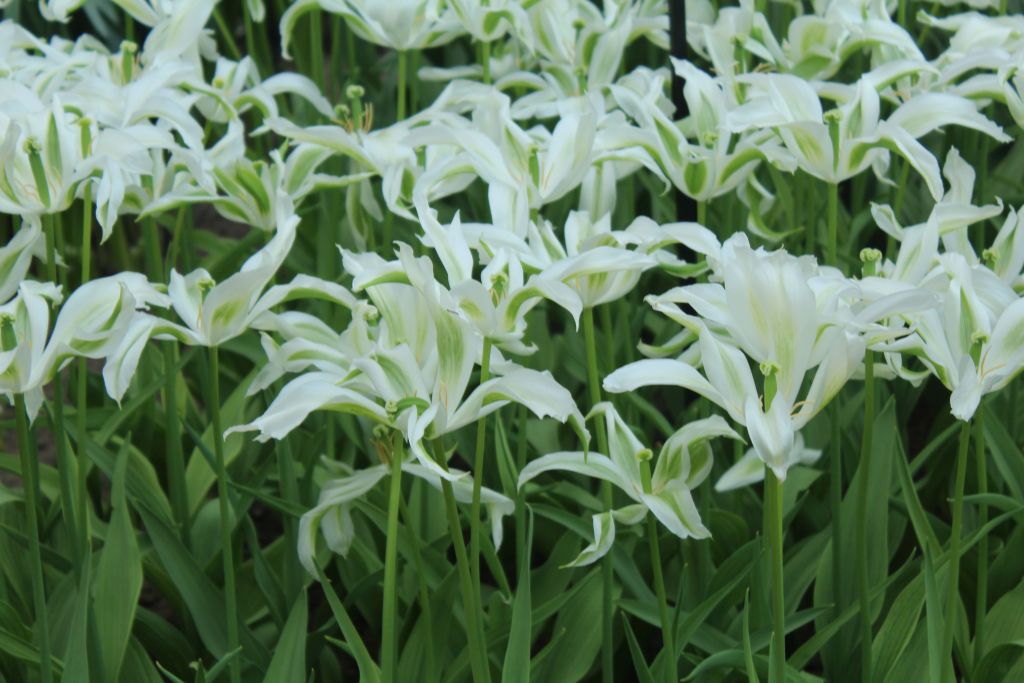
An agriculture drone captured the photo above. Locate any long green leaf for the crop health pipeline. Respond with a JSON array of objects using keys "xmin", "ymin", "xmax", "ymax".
[
  {"xmin": 261, "ymin": 591, "xmax": 308, "ymax": 683},
  {"xmin": 93, "ymin": 438, "xmax": 143, "ymax": 682}
]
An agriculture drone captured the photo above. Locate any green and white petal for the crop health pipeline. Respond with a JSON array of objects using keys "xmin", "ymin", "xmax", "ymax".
[
  {"xmin": 562, "ymin": 511, "xmax": 617, "ymax": 568},
  {"xmin": 227, "ymin": 373, "xmax": 387, "ymax": 442}
]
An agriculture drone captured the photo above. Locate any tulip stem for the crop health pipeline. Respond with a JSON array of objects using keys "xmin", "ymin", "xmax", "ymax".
[
  {"xmin": 514, "ymin": 404, "xmax": 529, "ymax": 574},
  {"xmin": 381, "ymin": 440, "xmax": 404, "ymax": 683},
  {"xmin": 434, "ymin": 444, "xmax": 491, "ymax": 683},
  {"xmin": 397, "ymin": 51, "xmax": 407, "ymax": 122},
  {"xmin": 829, "ymin": 401, "xmax": 842, "ymax": 643},
  {"xmin": 640, "ymin": 460, "xmax": 675, "ymax": 680},
  {"xmin": 165, "ymin": 344, "xmax": 189, "ymax": 547},
  {"xmin": 479, "ymin": 41, "xmax": 492, "ymax": 85},
  {"xmin": 766, "ymin": 467, "xmax": 786, "ymax": 683},
  {"xmin": 398, "ymin": 494, "xmax": 437, "ymax": 683},
  {"xmin": 208, "ymin": 346, "xmax": 241, "ymax": 683},
  {"xmin": 974, "ymin": 404, "xmax": 988, "ymax": 669},
  {"xmin": 77, "ymin": 189, "xmax": 93, "ymax": 555},
  {"xmin": 15, "ymin": 394, "xmax": 53, "ymax": 683},
  {"xmin": 309, "ymin": 9, "xmax": 324, "ymax": 90},
  {"xmin": 857, "ymin": 351, "xmax": 875, "ymax": 682},
  {"xmin": 942, "ymin": 419, "xmax": 971, "ymax": 683},
  {"xmin": 44, "ymin": 214, "xmax": 82, "ymax": 569},
  {"xmin": 469, "ymin": 339, "xmax": 492, "ymax": 607},
  {"xmin": 583, "ymin": 306, "xmax": 615, "ymax": 683},
  {"xmin": 827, "ymin": 181, "xmax": 839, "ymax": 267}
]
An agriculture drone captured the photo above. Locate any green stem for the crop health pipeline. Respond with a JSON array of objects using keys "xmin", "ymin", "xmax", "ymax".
[
  {"xmin": 697, "ymin": 199, "xmax": 707, "ymax": 226},
  {"xmin": 277, "ymin": 437, "xmax": 301, "ymax": 599},
  {"xmin": 212, "ymin": 8, "xmax": 242, "ymax": 61},
  {"xmin": 942, "ymin": 420, "xmax": 971, "ymax": 683},
  {"xmin": 973, "ymin": 404, "xmax": 988, "ymax": 670},
  {"xmin": 309, "ymin": 9, "xmax": 324, "ymax": 90},
  {"xmin": 438, "ymin": 466, "xmax": 491, "ymax": 683},
  {"xmin": 583, "ymin": 307, "xmax": 614, "ymax": 683},
  {"xmin": 44, "ymin": 214, "xmax": 82, "ymax": 568},
  {"xmin": 346, "ymin": 22, "xmax": 358, "ymax": 80},
  {"xmin": 766, "ymin": 467, "xmax": 786, "ymax": 683},
  {"xmin": 209, "ymin": 346, "xmax": 241, "ymax": 683},
  {"xmin": 15, "ymin": 393, "xmax": 53, "ymax": 683},
  {"xmin": 76, "ymin": 189, "xmax": 93, "ymax": 559},
  {"xmin": 164, "ymin": 345, "xmax": 189, "ymax": 546},
  {"xmin": 398, "ymin": 494, "xmax": 436, "ymax": 683},
  {"xmin": 470, "ymin": 339, "xmax": 493, "ymax": 595},
  {"xmin": 514, "ymin": 404, "xmax": 529, "ymax": 575},
  {"xmin": 397, "ymin": 51, "xmax": 407, "ymax": 122},
  {"xmin": 381, "ymin": 441, "xmax": 404, "ymax": 683},
  {"xmin": 479, "ymin": 41, "xmax": 492, "ymax": 85},
  {"xmin": 640, "ymin": 460, "xmax": 675, "ymax": 681},
  {"xmin": 857, "ymin": 351, "xmax": 875, "ymax": 682},
  {"xmin": 167, "ymin": 207, "xmax": 187, "ymax": 275},
  {"xmin": 111, "ymin": 221, "xmax": 133, "ymax": 273},
  {"xmin": 830, "ymin": 401, "xmax": 842, "ymax": 638},
  {"xmin": 892, "ymin": 161, "xmax": 911, "ymax": 223},
  {"xmin": 410, "ymin": 50, "xmax": 420, "ymax": 115},
  {"xmin": 827, "ymin": 181, "xmax": 839, "ymax": 268}
]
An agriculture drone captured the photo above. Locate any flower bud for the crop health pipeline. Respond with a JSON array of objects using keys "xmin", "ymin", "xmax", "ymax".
[{"xmin": 860, "ymin": 248, "xmax": 882, "ymax": 276}]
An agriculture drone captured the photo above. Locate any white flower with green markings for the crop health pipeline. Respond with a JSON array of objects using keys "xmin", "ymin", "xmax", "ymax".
[
  {"xmin": 726, "ymin": 68, "xmax": 1010, "ymax": 200},
  {"xmin": 606, "ymin": 234, "xmax": 931, "ymax": 479},
  {"xmin": 298, "ymin": 454, "xmax": 513, "ymax": 576},
  {"xmin": 518, "ymin": 402, "xmax": 741, "ymax": 566}
]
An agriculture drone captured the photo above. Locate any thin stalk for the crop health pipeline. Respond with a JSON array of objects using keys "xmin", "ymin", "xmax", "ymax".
[
  {"xmin": 827, "ymin": 181, "xmax": 839, "ymax": 267},
  {"xmin": 479, "ymin": 41, "xmax": 492, "ymax": 85},
  {"xmin": 346, "ymin": 22, "xmax": 358, "ymax": 80},
  {"xmin": 44, "ymin": 214, "xmax": 81, "ymax": 568},
  {"xmin": 164, "ymin": 345, "xmax": 189, "ymax": 546},
  {"xmin": 398, "ymin": 495, "xmax": 437, "ymax": 683},
  {"xmin": 410, "ymin": 50, "xmax": 421, "ymax": 115},
  {"xmin": 583, "ymin": 307, "xmax": 614, "ymax": 683},
  {"xmin": 381, "ymin": 441, "xmax": 404, "ymax": 683},
  {"xmin": 892, "ymin": 161, "xmax": 911, "ymax": 222},
  {"xmin": 111, "ymin": 222, "xmax": 133, "ymax": 273},
  {"xmin": 697, "ymin": 199, "xmax": 707, "ymax": 226},
  {"xmin": 640, "ymin": 460, "xmax": 675, "ymax": 681},
  {"xmin": 973, "ymin": 404, "xmax": 988, "ymax": 669},
  {"xmin": 857, "ymin": 351, "xmax": 875, "ymax": 682},
  {"xmin": 76, "ymin": 189, "xmax": 93, "ymax": 553},
  {"xmin": 209, "ymin": 346, "xmax": 241, "ymax": 683},
  {"xmin": 397, "ymin": 51, "xmax": 407, "ymax": 122},
  {"xmin": 167, "ymin": 207, "xmax": 187, "ymax": 275},
  {"xmin": 330, "ymin": 17, "xmax": 343, "ymax": 94},
  {"xmin": 766, "ymin": 467, "xmax": 786, "ymax": 683},
  {"xmin": 830, "ymin": 402, "xmax": 842, "ymax": 634},
  {"xmin": 437, "ymin": 459, "xmax": 491, "ymax": 683},
  {"xmin": 243, "ymin": 4, "xmax": 261, "ymax": 74},
  {"xmin": 15, "ymin": 393, "xmax": 53, "ymax": 683},
  {"xmin": 942, "ymin": 420, "xmax": 971, "ymax": 683},
  {"xmin": 212, "ymin": 8, "xmax": 242, "ymax": 61},
  {"xmin": 309, "ymin": 9, "xmax": 325, "ymax": 90},
  {"xmin": 470, "ymin": 339, "xmax": 493, "ymax": 591},
  {"xmin": 514, "ymin": 404, "xmax": 528, "ymax": 575},
  {"xmin": 277, "ymin": 437, "xmax": 301, "ymax": 598}
]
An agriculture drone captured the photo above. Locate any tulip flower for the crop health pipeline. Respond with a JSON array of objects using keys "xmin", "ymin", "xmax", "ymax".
[{"xmin": 519, "ymin": 402, "xmax": 741, "ymax": 566}]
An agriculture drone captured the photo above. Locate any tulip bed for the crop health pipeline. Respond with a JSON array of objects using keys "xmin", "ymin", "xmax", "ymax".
[{"xmin": 3, "ymin": 0, "xmax": 1024, "ymax": 681}]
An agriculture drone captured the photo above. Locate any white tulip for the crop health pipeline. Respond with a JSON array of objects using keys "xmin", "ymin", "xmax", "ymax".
[{"xmin": 519, "ymin": 402, "xmax": 741, "ymax": 566}]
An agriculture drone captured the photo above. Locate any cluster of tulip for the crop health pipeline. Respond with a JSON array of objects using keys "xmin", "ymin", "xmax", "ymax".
[{"xmin": 2, "ymin": 1, "xmax": 1023, "ymax": 682}]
